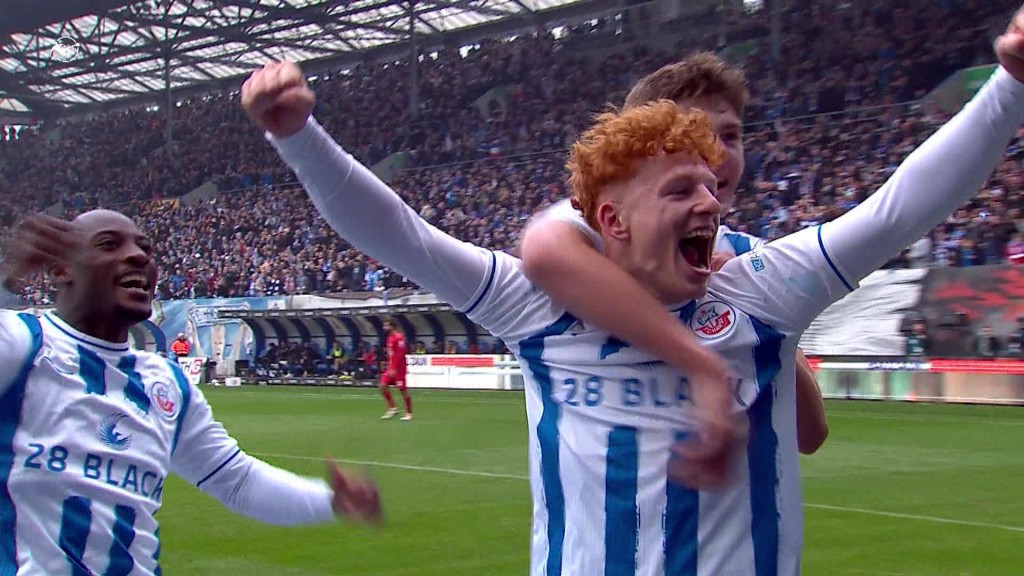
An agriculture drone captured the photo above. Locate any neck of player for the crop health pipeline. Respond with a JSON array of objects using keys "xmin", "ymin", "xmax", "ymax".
[{"xmin": 56, "ymin": 305, "xmax": 131, "ymax": 344}]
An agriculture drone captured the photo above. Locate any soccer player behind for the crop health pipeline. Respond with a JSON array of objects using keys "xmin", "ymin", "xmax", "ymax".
[
  {"xmin": 0, "ymin": 210, "xmax": 382, "ymax": 575},
  {"xmin": 520, "ymin": 52, "xmax": 829, "ymax": 456},
  {"xmin": 380, "ymin": 318, "xmax": 413, "ymax": 420},
  {"xmin": 247, "ymin": 12, "xmax": 1024, "ymax": 571}
]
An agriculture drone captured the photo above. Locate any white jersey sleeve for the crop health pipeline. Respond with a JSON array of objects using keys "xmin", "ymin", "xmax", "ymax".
[
  {"xmin": 268, "ymin": 118, "xmax": 563, "ymax": 343},
  {"xmin": 0, "ymin": 310, "xmax": 36, "ymax": 397},
  {"xmin": 529, "ymin": 198, "xmax": 603, "ymax": 250},
  {"xmin": 713, "ymin": 66, "xmax": 1024, "ymax": 336},
  {"xmin": 170, "ymin": 367, "xmax": 335, "ymax": 525},
  {"xmin": 715, "ymin": 225, "xmax": 765, "ymax": 257},
  {"xmin": 457, "ymin": 250, "xmax": 566, "ymax": 344}
]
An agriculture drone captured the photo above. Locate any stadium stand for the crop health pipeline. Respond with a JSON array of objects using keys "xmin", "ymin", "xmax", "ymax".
[
  {"xmin": 3, "ymin": 6, "xmax": 1024, "ymax": 573},
  {"xmin": 2, "ymin": 0, "xmax": 1023, "ymax": 307}
]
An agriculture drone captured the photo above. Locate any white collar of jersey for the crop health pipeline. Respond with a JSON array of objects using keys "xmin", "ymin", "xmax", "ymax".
[
  {"xmin": 44, "ymin": 313, "xmax": 131, "ymax": 353},
  {"xmin": 716, "ymin": 223, "xmax": 733, "ymax": 240}
]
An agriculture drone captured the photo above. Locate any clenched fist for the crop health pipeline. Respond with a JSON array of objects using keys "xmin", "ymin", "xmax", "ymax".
[
  {"xmin": 997, "ymin": 4, "xmax": 1024, "ymax": 84},
  {"xmin": 241, "ymin": 60, "xmax": 316, "ymax": 139}
]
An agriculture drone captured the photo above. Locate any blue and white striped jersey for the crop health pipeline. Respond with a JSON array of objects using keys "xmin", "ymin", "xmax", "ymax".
[
  {"xmin": 272, "ymin": 65, "xmax": 1024, "ymax": 576},
  {"xmin": 460, "ymin": 229, "xmax": 828, "ymax": 576},
  {"xmin": 0, "ymin": 312, "xmax": 335, "ymax": 575},
  {"xmin": 0, "ymin": 312, "xmax": 206, "ymax": 575}
]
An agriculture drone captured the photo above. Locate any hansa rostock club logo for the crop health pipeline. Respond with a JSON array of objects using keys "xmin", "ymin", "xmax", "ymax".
[
  {"xmin": 150, "ymin": 381, "xmax": 181, "ymax": 419},
  {"xmin": 690, "ymin": 301, "xmax": 737, "ymax": 340}
]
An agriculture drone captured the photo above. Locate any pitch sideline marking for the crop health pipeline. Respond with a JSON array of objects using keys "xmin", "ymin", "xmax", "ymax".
[
  {"xmin": 218, "ymin": 390, "xmax": 1024, "ymax": 425},
  {"xmin": 249, "ymin": 451, "xmax": 1024, "ymax": 533}
]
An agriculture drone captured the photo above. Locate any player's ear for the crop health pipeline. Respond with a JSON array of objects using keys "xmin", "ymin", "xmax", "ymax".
[
  {"xmin": 48, "ymin": 263, "xmax": 71, "ymax": 286},
  {"xmin": 596, "ymin": 200, "xmax": 629, "ymax": 241}
]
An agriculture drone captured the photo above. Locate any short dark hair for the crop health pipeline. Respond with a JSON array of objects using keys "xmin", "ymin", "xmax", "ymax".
[{"xmin": 624, "ymin": 52, "xmax": 748, "ymax": 116}]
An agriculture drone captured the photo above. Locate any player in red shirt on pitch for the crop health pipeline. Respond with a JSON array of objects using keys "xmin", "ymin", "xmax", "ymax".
[{"xmin": 380, "ymin": 318, "xmax": 413, "ymax": 421}]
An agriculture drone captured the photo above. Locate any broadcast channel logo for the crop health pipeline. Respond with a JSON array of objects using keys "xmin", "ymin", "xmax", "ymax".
[{"xmin": 50, "ymin": 37, "xmax": 80, "ymax": 62}]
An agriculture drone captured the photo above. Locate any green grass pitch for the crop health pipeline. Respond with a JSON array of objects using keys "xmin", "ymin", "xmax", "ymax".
[{"xmin": 156, "ymin": 387, "xmax": 1024, "ymax": 575}]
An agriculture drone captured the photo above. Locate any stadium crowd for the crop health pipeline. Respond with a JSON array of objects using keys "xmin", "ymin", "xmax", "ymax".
[{"xmin": 2, "ymin": 0, "xmax": 1023, "ymax": 305}]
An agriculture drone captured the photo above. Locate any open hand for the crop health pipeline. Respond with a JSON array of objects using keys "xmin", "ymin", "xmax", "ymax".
[
  {"xmin": 1, "ymin": 214, "xmax": 79, "ymax": 291},
  {"xmin": 327, "ymin": 460, "xmax": 383, "ymax": 526},
  {"xmin": 668, "ymin": 380, "xmax": 744, "ymax": 489}
]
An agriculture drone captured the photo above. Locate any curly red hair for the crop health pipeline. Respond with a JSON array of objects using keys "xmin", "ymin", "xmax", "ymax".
[{"xmin": 567, "ymin": 100, "xmax": 723, "ymax": 230}]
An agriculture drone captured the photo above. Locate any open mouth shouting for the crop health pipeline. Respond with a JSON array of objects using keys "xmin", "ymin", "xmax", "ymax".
[{"xmin": 678, "ymin": 227, "xmax": 715, "ymax": 273}]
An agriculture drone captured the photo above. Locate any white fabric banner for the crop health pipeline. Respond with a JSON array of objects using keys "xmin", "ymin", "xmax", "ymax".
[{"xmin": 799, "ymin": 269, "xmax": 927, "ymax": 356}]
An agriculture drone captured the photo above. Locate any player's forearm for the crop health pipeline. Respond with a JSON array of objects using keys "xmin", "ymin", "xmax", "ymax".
[
  {"xmin": 268, "ymin": 117, "xmax": 490, "ymax": 310},
  {"xmin": 521, "ymin": 222, "xmax": 728, "ymax": 381},
  {"xmin": 824, "ymin": 67, "xmax": 1024, "ymax": 282},
  {"xmin": 200, "ymin": 453, "xmax": 336, "ymax": 526},
  {"xmin": 794, "ymin": 350, "xmax": 828, "ymax": 455}
]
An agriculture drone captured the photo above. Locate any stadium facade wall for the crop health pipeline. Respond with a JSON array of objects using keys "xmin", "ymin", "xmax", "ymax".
[
  {"xmin": 145, "ymin": 291, "xmax": 453, "ymax": 375},
  {"xmin": 14, "ymin": 265, "xmax": 1024, "ymax": 375},
  {"xmin": 166, "ymin": 264, "xmax": 1024, "ymax": 369}
]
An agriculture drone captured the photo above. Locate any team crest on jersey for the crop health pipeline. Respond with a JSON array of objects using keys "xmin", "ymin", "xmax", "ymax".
[
  {"xmin": 99, "ymin": 413, "xmax": 133, "ymax": 451},
  {"xmin": 150, "ymin": 382, "xmax": 181, "ymax": 419},
  {"xmin": 690, "ymin": 301, "xmax": 737, "ymax": 339}
]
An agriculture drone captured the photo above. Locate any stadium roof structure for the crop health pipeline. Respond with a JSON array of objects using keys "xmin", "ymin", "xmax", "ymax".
[{"xmin": 0, "ymin": 0, "xmax": 618, "ymax": 119}]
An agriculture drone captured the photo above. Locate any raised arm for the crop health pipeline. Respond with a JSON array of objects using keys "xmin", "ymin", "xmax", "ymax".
[
  {"xmin": 0, "ymin": 214, "xmax": 81, "ymax": 395},
  {"xmin": 821, "ymin": 64, "xmax": 1024, "ymax": 290},
  {"xmin": 717, "ymin": 52, "xmax": 1024, "ymax": 334},
  {"xmin": 244, "ymin": 61, "xmax": 493, "ymax": 311},
  {"xmin": 171, "ymin": 367, "xmax": 380, "ymax": 525}
]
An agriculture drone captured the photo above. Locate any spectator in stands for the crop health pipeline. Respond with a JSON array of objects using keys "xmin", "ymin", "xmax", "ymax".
[
  {"xmin": 4, "ymin": 0, "xmax": 1023, "ymax": 306},
  {"xmin": 1007, "ymin": 313, "xmax": 1024, "ymax": 354},
  {"xmin": 301, "ymin": 341, "xmax": 321, "ymax": 376},
  {"xmin": 1008, "ymin": 317, "xmax": 1024, "ymax": 356},
  {"xmin": 364, "ymin": 262, "xmax": 383, "ymax": 291},
  {"xmin": 975, "ymin": 325, "xmax": 1002, "ymax": 358},
  {"xmin": 958, "ymin": 237, "xmax": 981, "ymax": 266},
  {"xmin": 906, "ymin": 235, "xmax": 933, "ymax": 268},
  {"xmin": 906, "ymin": 319, "xmax": 930, "ymax": 358},
  {"xmin": 1005, "ymin": 231, "xmax": 1024, "ymax": 263},
  {"xmin": 171, "ymin": 332, "xmax": 191, "ymax": 357},
  {"xmin": 283, "ymin": 342, "xmax": 304, "ymax": 375},
  {"xmin": 257, "ymin": 342, "xmax": 279, "ymax": 372},
  {"xmin": 330, "ymin": 341, "xmax": 349, "ymax": 374},
  {"xmin": 358, "ymin": 342, "xmax": 377, "ymax": 378}
]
